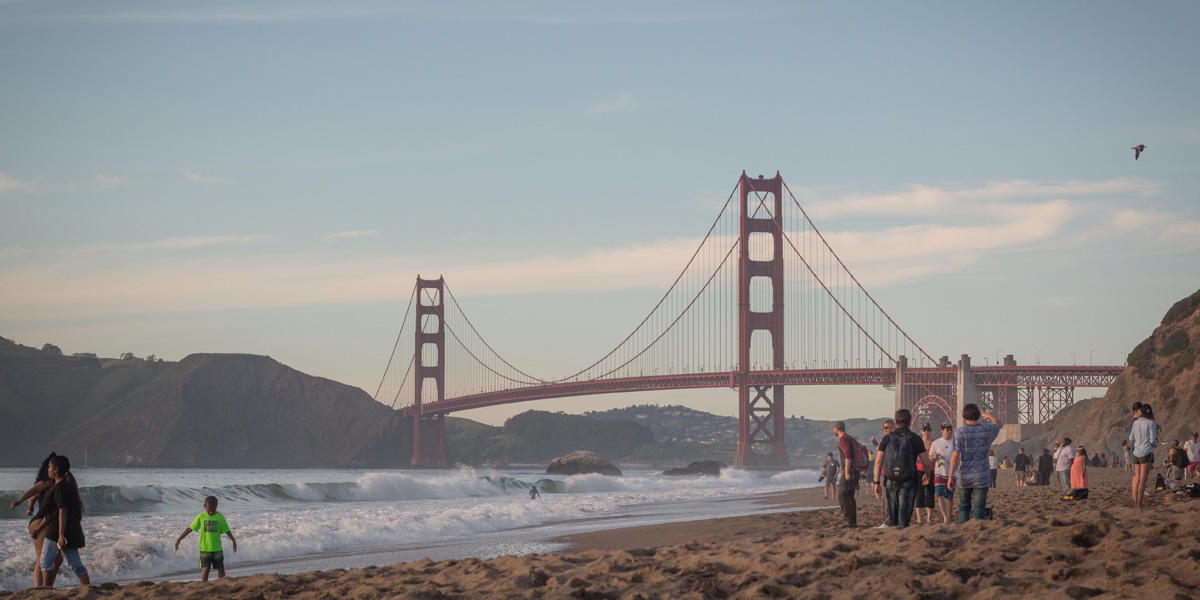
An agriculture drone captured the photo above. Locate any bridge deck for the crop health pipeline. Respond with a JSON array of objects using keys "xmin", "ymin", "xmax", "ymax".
[{"xmin": 400, "ymin": 365, "xmax": 1124, "ymax": 417}]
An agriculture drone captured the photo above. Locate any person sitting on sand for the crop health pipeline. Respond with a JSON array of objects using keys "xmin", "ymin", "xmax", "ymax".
[
  {"xmin": 175, "ymin": 496, "xmax": 237, "ymax": 582},
  {"xmin": 818, "ymin": 452, "xmax": 839, "ymax": 499},
  {"xmin": 872, "ymin": 409, "xmax": 931, "ymax": 530},
  {"xmin": 1167, "ymin": 439, "xmax": 1188, "ymax": 490},
  {"xmin": 1037, "ymin": 448, "xmax": 1054, "ymax": 486},
  {"xmin": 947, "ymin": 404, "xmax": 1001, "ymax": 524},
  {"xmin": 1065, "ymin": 446, "xmax": 1089, "ymax": 500},
  {"xmin": 832, "ymin": 421, "xmax": 861, "ymax": 528},
  {"xmin": 1129, "ymin": 403, "xmax": 1158, "ymax": 508},
  {"xmin": 928, "ymin": 423, "xmax": 955, "ymax": 523}
]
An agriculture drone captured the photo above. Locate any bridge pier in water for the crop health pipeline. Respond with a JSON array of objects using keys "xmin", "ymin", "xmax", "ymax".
[
  {"xmin": 734, "ymin": 172, "xmax": 788, "ymax": 468},
  {"xmin": 412, "ymin": 276, "xmax": 447, "ymax": 468}
]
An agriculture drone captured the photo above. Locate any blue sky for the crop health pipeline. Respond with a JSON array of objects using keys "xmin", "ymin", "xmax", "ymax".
[{"xmin": 2, "ymin": 1, "xmax": 1198, "ymax": 425}]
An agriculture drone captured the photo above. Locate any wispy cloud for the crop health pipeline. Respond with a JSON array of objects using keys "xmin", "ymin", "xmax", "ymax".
[
  {"xmin": 93, "ymin": 174, "xmax": 134, "ymax": 188},
  {"xmin": 324, "ymin": 229, "xmax": 380, "ymax": 240},
  {"xmin": 803, "ymin": 177, "xmax": 1160, "ymax": 219},
  {"xmin": 0, "ymin": 173, "xmax": 35, "ymax": 194},
  {"xmin": 183, "ymin": 170, "xmax": 232, "ymax": 185},
  {"xmin": 585, "ymin": 92, "xmax": 638, "ymax": 115}
]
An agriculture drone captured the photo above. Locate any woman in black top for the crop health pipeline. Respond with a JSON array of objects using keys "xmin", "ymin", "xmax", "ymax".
[
  {"xmin": 39, "ymin": 455, "xmax": 89, "ymax": 588},
  {"xmin": 8, "ymin": 452, "xmax": 62, "ymax": 587}
]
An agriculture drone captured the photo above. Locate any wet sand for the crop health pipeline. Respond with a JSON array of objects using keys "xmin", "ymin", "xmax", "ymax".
[{"xmin": 6, "ymin": 468, "xmax": 1199, "ymax": 599}]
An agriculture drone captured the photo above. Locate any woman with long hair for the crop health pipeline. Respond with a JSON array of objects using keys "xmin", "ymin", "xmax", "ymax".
[
  {"xmin": 39, "ymin": 455, "xmax": 89, "ymax": 588},
  {"xmin": 7, "ymin": 453, "xmax": 62, "ymax": 587},
  {"xmin": 1129, "ymin": 403, "xmax": 1158, "ymax": 508}
]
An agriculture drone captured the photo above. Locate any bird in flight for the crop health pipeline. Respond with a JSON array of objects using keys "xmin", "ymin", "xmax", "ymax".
[{"xmin": 1131, "ymin": 144, "xmax": 1146, "ymax": 160}]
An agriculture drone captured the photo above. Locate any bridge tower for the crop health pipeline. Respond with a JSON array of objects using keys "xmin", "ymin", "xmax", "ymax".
[
  {"xmin": 735, "ymin": 172, "xmax": 788, "ymax": 467},
  {"xmin": 412, "ymin": 276, "xmax": 447, "ymax": 467}
]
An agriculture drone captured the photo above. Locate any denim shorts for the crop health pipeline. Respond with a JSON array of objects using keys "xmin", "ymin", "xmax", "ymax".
[
  {"xmin": 935, "ymin": 483, "xmax": 953, "ymax": 499},
  {"xmin": 41, "ymin": 543, "xmax": 88, "ymax": 577}
]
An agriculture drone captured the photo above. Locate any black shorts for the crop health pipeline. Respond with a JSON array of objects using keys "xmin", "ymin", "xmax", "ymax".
[
  {"xmin": 1133, "ymin": 453, "xmax": 1155, "ymax": 465},
  {"xmin": 199, "ymin": 551, "xmax": 224, "ymax": 570},
  {"xmin": 915, "ymin": 480, "xmax": 935, "ymax": 508}
]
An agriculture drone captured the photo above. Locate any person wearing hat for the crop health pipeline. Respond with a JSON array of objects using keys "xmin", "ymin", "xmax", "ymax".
[
  {"xmin": 928, "ymin": 421, "xmax": 955, "ymax": 524},
  {"xmin": 913, "ymin": 423, "xmax": 936, "ymax": 524}
]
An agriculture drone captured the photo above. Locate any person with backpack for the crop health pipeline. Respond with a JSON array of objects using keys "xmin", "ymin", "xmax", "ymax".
[
  {"xmin": 947, "ymin": 403, "xmax": 1001, "ymax": 524},
  {"xmin": 832, "ymin": 421, "xmax": 863, "ymax": 527},
  {"xmin": 871, "ymin": 409, "xmax": 932, "ymax": 529}
]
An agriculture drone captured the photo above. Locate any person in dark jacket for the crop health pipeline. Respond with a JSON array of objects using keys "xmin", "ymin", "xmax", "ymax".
[
  {"xmin": 1037, "ymin": 448, "xmax": 1055, "ymax": 486},
  {"xmin": 8, "ymin": 452, "xmax": 63, "ymax": 587},
  {"xmin": 39, "ymin": 455, "xmax": 89, "ymax": 588}
]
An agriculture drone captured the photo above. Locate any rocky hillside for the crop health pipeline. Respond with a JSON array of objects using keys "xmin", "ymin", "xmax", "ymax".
[
  {"xmin": 0, "ymin": 339, "xmax": 417, "ymax": 467},
  {"xmin": 1012, "ymin": 289, "xmax": 1200, "ymax": 457}
]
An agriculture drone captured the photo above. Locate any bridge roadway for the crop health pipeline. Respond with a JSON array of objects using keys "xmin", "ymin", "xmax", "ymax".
[{"xmin": 399, "ymin": 365, "xmax": 1124, "ymax": 417}]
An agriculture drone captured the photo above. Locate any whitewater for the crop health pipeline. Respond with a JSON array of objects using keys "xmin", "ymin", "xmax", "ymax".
[{"xmin": 0, "ymin": 466, "xmax": 820, "ymax": 590}]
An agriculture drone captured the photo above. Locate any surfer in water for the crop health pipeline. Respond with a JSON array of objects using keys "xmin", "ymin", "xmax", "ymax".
[{"xmin": 529, "ymin": 486, "xmax": 540, "ymax": 500}]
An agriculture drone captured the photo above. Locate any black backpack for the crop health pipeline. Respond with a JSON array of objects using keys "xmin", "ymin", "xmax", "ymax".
[{"xmin": 883, "ymin": 429, "xmax": 917, "ymax": 482}]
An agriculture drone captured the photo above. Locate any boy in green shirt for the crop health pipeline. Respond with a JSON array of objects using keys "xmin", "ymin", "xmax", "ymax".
[{"xmin": 174, "ymin": 496, "xmax": 237, "ymax": 581}]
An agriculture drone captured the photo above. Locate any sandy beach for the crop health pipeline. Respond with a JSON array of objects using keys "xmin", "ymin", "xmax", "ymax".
[{"xmin": 4, "ymin": 468, "xmax": 1198, "ymax": 599}]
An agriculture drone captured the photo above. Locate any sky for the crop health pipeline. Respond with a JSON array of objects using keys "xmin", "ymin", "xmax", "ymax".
[{"xmin": 2, "ymin": 1, "xmax": 1198, "ymax": 426}]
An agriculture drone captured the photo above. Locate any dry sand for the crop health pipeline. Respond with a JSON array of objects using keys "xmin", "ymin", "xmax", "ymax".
[{"xmin": 5, "ymin": 468, "xmax": 1199, "ymax": 599}]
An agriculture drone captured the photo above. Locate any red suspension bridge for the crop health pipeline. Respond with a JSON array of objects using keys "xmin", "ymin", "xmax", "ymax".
[{"xmin": 374, "ymin": 172, "xmax": 1123, "ymax": 468}]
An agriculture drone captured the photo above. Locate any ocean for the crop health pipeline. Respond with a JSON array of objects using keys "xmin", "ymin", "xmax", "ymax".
[{"xmin": 0, "ymin": 466, "xmax": 820, "ymax": 590}]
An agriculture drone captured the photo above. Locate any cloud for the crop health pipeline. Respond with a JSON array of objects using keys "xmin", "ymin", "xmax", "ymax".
[
  {"xmin": 93, "ymin": 174, "xmax": 134, "ymax": 188},
  {"xmin": 1112, "ymin": 209, "xmax": 1166, "ymax": 231},
  {"xmin": 585, "ymin": 92, "xmax": 637, "ymax": 115},
  {"xmin": 183, "ymin": 170, "xmax": 232, "ymax": 184},
  {"xmin": 324, "ymin": 229, "xmax": 380, "ymax": 240},
  {"xmin": 0, "ymin": 173, "xmax": 35, "ymax": 194},
  {"xmin": 0, "ymin": 200, "xmax": 1072, "ymax": 319},
  {"xmin": 803, "ymin": 178, "xmax": 1159, "ymax": 219}
]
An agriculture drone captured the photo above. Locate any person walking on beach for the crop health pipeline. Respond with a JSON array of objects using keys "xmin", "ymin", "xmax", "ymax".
[
  {"xmin": 819, "ymin": 453, "xmax": 840, "ymax": 499},
  {"xmin": 832, "ymin": 422, "xmax": 860, "ymax": 527},
  {"xmin": 1129, "ymin": 403, "xmax": 1158, "ymax": 508},
  {"xmin": 1013, "ymin": 448, "xmax": 1031, "ymax": 488},
  {"xmin": 8, "ymin": 452, "xmax": 63, "ymax": 587},
  {"xmin": 871, "ymin": 419, "xmax": 895, "ymax": 528},
  {"xmin": 1037, "ymin": 448, "xmax": 1054, "ymax": 486},
  {"xmin": 175, "ymin": 496, "xmax": 237, "ymax": 581},
  {"xmin": 39, "ymin": 455, "xmax": 89, "ymax": 589},
  {"xmin": 1185, "ymin": 432, "xmax": 1200, "ymax": 480},
  {"xmin": 913, "ymin": 423, "xmax": 936, "ymax": 525},
  {"xmin": 929, "ymin": 423, "xmax": 955, "ymax": 523},
  {"xmin": 872, "ymin": 409, "xmax": 931, "ymax": 529},
  {"xmin": 1054, "ymin": 438, "xmax": 1076, "ymax": 490},
  {"xmin": 988, "ymin": 450, "xmax": 998, "ymax": 487},
  {"xmin": 947, "ymin": 404, "xmax": 1001, "ymax": 524}
]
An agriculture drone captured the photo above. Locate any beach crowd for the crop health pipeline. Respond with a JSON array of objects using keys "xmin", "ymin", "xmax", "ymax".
[{"xmin": 827, "ymin": 400, "xmax": 1197, "ymax": 529}]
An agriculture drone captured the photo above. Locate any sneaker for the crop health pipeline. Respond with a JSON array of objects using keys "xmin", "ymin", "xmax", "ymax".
[{"xmin": 873, "ymin": 523, "xmax": 889, "ymax": 529}]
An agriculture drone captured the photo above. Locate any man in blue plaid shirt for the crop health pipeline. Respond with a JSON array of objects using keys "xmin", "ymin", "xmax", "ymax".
[{"xmin": 947, "ymin": 403, "xmax": 1001, "ymax": 523}]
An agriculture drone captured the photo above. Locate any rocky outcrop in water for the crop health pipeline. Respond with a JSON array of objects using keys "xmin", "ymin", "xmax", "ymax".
[
  {"xmin": 545, "ymin": 450, "xmax": 622, "ymax": 476},
  {"xmin": 661, "ymin": 460, "xmax": 725, "ymax": 476}
]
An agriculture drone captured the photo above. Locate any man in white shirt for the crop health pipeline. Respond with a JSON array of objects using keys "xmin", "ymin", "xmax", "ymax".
[
  {"xmin": 1184, "ymin": 432, "xmax": 1200, "ymax": 480},
  {"xmin": 928, "ymin": 422, "xmax": 955, "ymax": 524},
  {"xmin": 1054, "ymin": 438, "xmax": 1076, "ymax": 489}
]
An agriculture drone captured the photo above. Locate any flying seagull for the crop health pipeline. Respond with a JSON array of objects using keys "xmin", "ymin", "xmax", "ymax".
[{"xmin": 1131, "ymin": 144, "xmax": 1145, "ymax": 160}]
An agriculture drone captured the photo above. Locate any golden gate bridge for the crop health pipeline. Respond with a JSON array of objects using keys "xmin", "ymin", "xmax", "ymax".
[{"xmin": 373, "ymin": 172, "xmax": 1122, "ymax": 467}]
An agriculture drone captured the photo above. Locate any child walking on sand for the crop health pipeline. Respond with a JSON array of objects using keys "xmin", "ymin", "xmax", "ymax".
[{"xmin": 174, "ymin": 496, "xmax": 237, "ymax": 581}]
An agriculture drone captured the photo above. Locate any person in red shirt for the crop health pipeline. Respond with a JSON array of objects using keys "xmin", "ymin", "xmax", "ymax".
[{"xmin": 832, "ymin": 421, "xmax": 860, "ymax": 527}]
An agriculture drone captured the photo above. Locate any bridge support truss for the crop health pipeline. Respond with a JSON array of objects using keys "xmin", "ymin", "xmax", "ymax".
[
  {"xmin": 412, "ymin": 276, "xmax": 447, "ymax": 467},
  {"xmin": 735, "ymin": 173, "xmax": 787, "ymax": 467}
]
